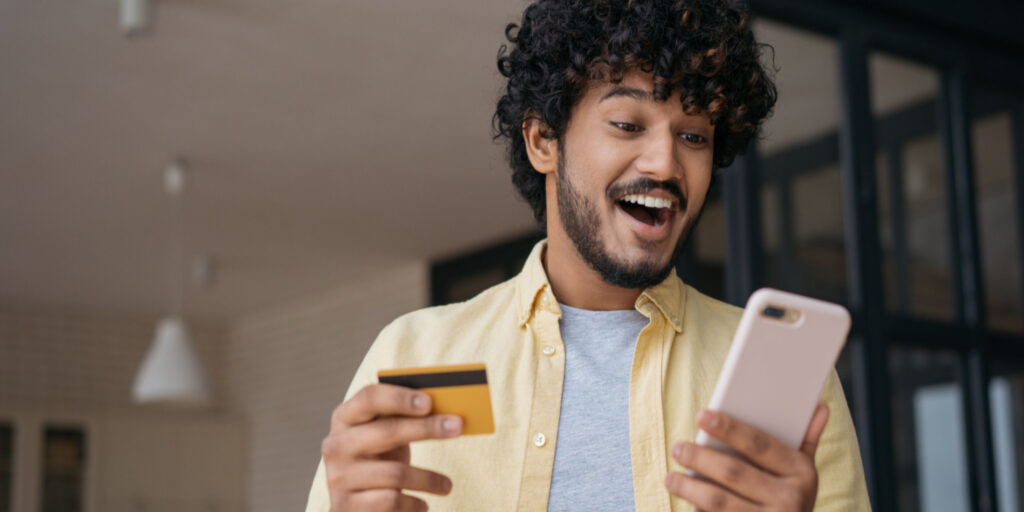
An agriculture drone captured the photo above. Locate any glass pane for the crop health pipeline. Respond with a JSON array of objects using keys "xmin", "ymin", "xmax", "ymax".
[
  {"xmin": 693, "ymin": 199, "xmax": 726, "ymax": 301},
  {"xmin": 890, "ymin": 348, "xmax": 970, "ymax": 512},
  {"xmin": 990, "ymin": 359, "xmax": 1024, "ymax": 512},
  {"xmin": 971, "ymin": 94, "xmax": 1024, "ymax": 334},
  {"xmin": 444, "ymin": 266, "xmax": 506, "ymax": 304},
  {"xmin": 0, "ymin": 424, "xmax": 11, "ymax": 512},
  {"xmin": 761, "ymin": 183, "xmax": 781, "ymax": 286},
  {"xmin": 752, "ymin": 20, "xmax": 845, "ymax": 303},
  {"xmin": 791, "ymin": 164, "xmax": 846, "ymax": 303},
  {"xmin": 41, "ymin": 427, "xmax": 85, "ymax": 512},
  {"xmin": 871, "ymin": 53, "xmax": 955, "ymax": 321}
]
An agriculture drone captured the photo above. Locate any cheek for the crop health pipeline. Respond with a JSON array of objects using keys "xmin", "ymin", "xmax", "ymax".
[
  {"xmin": 571, "ymin": 132, "xmax": 633, "ymax": 176},
  {"xmin": 572, "ymin": 151, "xmax": 627, "ymax": 203},
  {"xmin": 683, "ymin": 153, "xmax": 714, "ymax": 199}
]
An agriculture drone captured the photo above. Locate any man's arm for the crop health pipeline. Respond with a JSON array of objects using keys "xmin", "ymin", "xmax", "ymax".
[
  {"xmin": 304, "ymin": 322, "xmax": 465, "ymax": 512},
  {"xmin": 809, "ymin": 371, "xmax": 871, "ymax": 511}
]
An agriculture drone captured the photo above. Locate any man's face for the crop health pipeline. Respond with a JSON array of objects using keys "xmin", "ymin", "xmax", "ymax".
[{"xmin": 551, "ymin": 69, "xmax": 715, "ymax": 289}]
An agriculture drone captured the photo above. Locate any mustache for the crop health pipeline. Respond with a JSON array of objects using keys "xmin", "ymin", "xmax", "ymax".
[{"xmin": 607, "ymin": 179, "xmax": 685, "ymax": 208}]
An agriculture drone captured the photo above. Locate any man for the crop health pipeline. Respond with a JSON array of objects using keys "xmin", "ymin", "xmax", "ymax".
[{"xmin": 307, "ymin": 0, "xmax": 870, "ymax": 510}]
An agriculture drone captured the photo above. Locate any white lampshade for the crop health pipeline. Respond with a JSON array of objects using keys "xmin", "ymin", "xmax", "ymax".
[
  {"xmin": 120, "ymin": 0, "xmax": 152, "ymax": 36},
  {"xmin": 132, "ymin": 316, "xmax": 210, "ymax": 406}
]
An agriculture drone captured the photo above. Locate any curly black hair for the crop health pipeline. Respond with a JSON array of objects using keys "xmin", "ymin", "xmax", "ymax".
[{"xmin": 493, "ymin": 0, "xmax": 776, "ymax": 225}]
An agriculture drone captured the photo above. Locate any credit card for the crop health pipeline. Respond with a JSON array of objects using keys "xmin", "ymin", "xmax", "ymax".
[{"xmin": 377, "ymin": 363, "xmax": 495, "ymax": 435}]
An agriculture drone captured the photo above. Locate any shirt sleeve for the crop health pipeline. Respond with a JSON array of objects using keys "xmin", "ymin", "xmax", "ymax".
[
  {"xmin": 305, "ymin": 458, "xmax": 331, "ymax": 512},
  {"xmin": 303, "ymin": 320, "xmax": 404, "ymax": 512},
  {"xmin": 814, "ymin": 369, "xmax": 872, "ymax": 511}
]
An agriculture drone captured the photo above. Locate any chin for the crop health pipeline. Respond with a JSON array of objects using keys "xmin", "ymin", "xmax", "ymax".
[{"xmin": 625, "ymin": 231, "xmax": 684, "ymax": 260}]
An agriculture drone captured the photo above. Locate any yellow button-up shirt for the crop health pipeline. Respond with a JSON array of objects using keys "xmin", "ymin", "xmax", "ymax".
[{"xmin": 305, "ymin": 241, "xmax": 870, "ymax": 511}]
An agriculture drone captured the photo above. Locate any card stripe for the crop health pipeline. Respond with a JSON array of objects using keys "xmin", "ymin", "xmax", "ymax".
[{"xmin": 379, "ymin": 369, "xmax": 487, "ymax": 389}]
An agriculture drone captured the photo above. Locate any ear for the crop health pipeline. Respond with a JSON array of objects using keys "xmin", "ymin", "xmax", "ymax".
[{"xmin": 522, "ymin": 116, "xmax": 559, "ymax": 175}]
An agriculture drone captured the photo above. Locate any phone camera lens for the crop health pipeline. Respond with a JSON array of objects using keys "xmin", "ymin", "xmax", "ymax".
[{"xmin": 763, "ymin": 306, "xmax": 786, "ymax": 319}]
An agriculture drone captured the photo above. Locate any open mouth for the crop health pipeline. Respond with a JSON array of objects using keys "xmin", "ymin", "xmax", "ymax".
[{"xmin": 616, "ymin": 194, "xmax": 677, "ymax": 227}]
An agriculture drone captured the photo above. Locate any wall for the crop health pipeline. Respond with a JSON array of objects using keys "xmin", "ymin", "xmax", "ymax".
[
  {"xmin": 0, "ymin": 259, "xmax": 430, "ymax": 512},
  {"xmin": 0, "ymin": 305, "xmax": 225, "ymax": 414},
  {"xmin": 224, "ymin": 260, "xmax": 428, "ymax": 512},
  {"xmin": 0, "ymin": 304, "xmax": 240, "ymax": 512}
]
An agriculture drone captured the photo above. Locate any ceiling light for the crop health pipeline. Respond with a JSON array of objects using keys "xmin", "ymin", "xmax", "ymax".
[
  {"xmin": 131, "ymin": 159, "xmax": 211, "ymax": 406},
  {"xmin": 120, "ymin": 0, "xmax": 152, "ymax": 37},
  {"xmin": 132, "ymin": 317, "xmax": 210, "ymax": 405}
]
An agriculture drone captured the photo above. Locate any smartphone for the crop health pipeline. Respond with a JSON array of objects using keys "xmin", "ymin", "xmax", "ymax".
[{"xmin": 694, "ymin": 288, "xmax": 851, "ymax": 459}]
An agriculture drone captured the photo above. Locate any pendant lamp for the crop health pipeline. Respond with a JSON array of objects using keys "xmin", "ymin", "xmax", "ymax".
[
  {"xmin": 132, "ymin": 160, "xmax": 211, "ymax": 406},
  {"xmin": 120, "ymin": 0, "xmax": 152, "ymax": 36}
]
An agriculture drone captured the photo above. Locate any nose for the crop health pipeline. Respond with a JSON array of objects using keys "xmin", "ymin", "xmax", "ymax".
[{"xmin": 634, "ymin": 129, "xmax": 682, "ymax": 181}]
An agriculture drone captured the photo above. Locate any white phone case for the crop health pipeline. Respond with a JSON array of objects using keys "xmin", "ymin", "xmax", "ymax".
[{"xmin": 694, "ymin": 288, "xmax": 851, "ymax": 458}]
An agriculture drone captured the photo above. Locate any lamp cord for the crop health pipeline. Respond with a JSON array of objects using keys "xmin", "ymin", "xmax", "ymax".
[{"xmin": 165, "ymin": 165, "xmax": 186, "ymax": 319}]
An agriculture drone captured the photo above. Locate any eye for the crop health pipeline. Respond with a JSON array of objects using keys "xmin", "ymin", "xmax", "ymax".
[
  {"xmin": 611, "ymin": 121, "xmax": 642, "ymax": 133},
  {"xmin": 680, "ymin": 133, "xmax": 707, "ymax": 145}
]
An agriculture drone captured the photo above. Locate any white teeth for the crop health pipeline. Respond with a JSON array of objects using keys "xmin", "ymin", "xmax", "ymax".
[{"xmin": 620, "ymin": 194, "xmax": 673, "ymax": 209}]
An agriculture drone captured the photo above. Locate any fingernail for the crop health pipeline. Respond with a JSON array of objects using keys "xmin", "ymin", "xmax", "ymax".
[
  {"xmin": 665, "ymin": 473, "xmax": 682, "ymax": 490},
  {"xmin": 699, "ymin": 410, "xmax": 719, "ymax": 429},
  {"xmin": 443, "ymin": 417, "xmax": 462, "ymax": 433},
  {"xmin": 672, "ymin": 444, "xmax": 682, "ymax": 458},
  {"xmin": 680, "ymin": 443, "xmax": 692, "ymax": 461},
  {"xmin": 413, "ymin": 393, "xmax": 428, "ymax": 411}
]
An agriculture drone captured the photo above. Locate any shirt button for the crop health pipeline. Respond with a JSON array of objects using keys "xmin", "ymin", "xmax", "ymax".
[
  {"xmin": 542, "ymin": 345, "xmax": 556, "ymax": 356},
  {"xmin": 540, "ymin": 296, "xmax": 549, "ymax": 306},
  {"xmin": 533, "ymin": 432, "xmax": 547, "ymax": 447},
  {"xmin": 672, "ymin": 316, "xmax": 679, "ymax": 324}
]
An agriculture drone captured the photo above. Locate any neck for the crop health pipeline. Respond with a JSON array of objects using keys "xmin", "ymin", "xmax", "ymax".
[{"xmin": 543, "ymin": 233, "xmax": 642, "ymax": 311}]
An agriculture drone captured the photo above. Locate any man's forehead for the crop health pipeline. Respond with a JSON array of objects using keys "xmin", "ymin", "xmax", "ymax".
[
  {"xmin": 585, "ymin": 70, "xmax": 659, "ymax": 99},
  {"xmin": 598, "ymin": 85, "xmax": 654, "ymax": 104},
  {"xmin": 581, "ymin": 72, "xmax": 709, "ymax": 122}
]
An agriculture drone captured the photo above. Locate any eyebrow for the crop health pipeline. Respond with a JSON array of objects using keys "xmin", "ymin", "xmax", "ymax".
[{"xmin": 599, "ymin": 86, "xmax": 653, "ymax": 103}]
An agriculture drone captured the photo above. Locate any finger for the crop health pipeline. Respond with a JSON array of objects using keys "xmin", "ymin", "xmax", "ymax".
[
  {"xmin": 696, "ymin": 409, "xmax": 797, "ymax": 476},
  {"xmin": 379, "ymin": 444, "xmax": 411, "ymax": 463},
  {"xmin": 347, "ymin": 489, "xmax": 428, "ymax": 512},
  {"xmin": 672, "ymin": 441, "xmax": 775, "ymax": 503},
  {"xmin": 665, "ymin": 472, "xmax": 759, "ymax": 512},
  {"xmin": 800, "ymin": 402, "xmax": 831, "ymax": 457},
  {"xmin": 335, "ymin": 384, "xmax": 432, "ymax": 428},
  {"xmin": 346, "ymin": 414, "xmax": 463, "ymax": 455},
  {"xmin": 342, "ymin": 460, "xmax": 452, "ymax": 496}
]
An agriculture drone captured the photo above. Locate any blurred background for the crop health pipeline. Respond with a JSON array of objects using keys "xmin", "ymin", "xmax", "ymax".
[{"xmin": 1, "ymin": 0, "xmax": 1023, "ymax": 511}]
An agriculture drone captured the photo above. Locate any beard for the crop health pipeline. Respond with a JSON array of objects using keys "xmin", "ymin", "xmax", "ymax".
[{"xmin": 555, "ymin": 146, "xmax": 699, "ymax": 290}]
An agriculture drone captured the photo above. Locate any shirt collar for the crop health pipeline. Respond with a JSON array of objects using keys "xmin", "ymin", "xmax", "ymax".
[{"xmin": 514, "ymin": 239, "xmax": 686, "ymax": 332}]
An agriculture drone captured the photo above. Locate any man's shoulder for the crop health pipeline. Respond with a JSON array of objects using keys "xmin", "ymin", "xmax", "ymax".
[
  {"xmin": 344, "ymin": 278, "xmax": 520, "ymax": 400},
  {"xmin": 685, "ymin": 284, "xmax": 742, "ymax": 322},
  {"xmin": 682, "ymin": 284, "xmax": 745, "ymax": 343},
  {"xmin": 378, "ymin": 277, "xmax": 519, "ymax": 344}
]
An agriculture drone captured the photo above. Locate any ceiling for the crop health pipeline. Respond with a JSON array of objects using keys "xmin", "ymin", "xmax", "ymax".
[
  {"xmin": 0, "ymin": 2, "xmax": 951, "ymax": 320},
  {"xmin": 0, "ymin": 0, "xmax": 537, "ymax": 319}
]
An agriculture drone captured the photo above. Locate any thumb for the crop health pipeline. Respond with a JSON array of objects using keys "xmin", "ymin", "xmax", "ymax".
[{"xmin": 800, "ymin": 402, "xmax": 830, "ymax": 457}]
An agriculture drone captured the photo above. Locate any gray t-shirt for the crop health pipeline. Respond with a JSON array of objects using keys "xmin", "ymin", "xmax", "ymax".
[{"xmin": 547, "ymin": 304, "xmax": 648, "ymax": 512}]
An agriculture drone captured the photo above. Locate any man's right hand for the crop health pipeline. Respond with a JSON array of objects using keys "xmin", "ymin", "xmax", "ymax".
[{"xmin": 320, "ymin": 383, "xmax": 464, "ymax": 511}]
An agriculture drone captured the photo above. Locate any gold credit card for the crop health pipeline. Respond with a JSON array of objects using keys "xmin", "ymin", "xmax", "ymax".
[{"xmin": 377, "ymin": 363, "xmax": 495, "ymax": 436}]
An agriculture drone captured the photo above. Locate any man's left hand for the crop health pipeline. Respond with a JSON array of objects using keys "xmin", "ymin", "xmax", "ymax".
[{"xmin": 665, "ymin": 402, "xmax": 830, "ymax": 511}]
